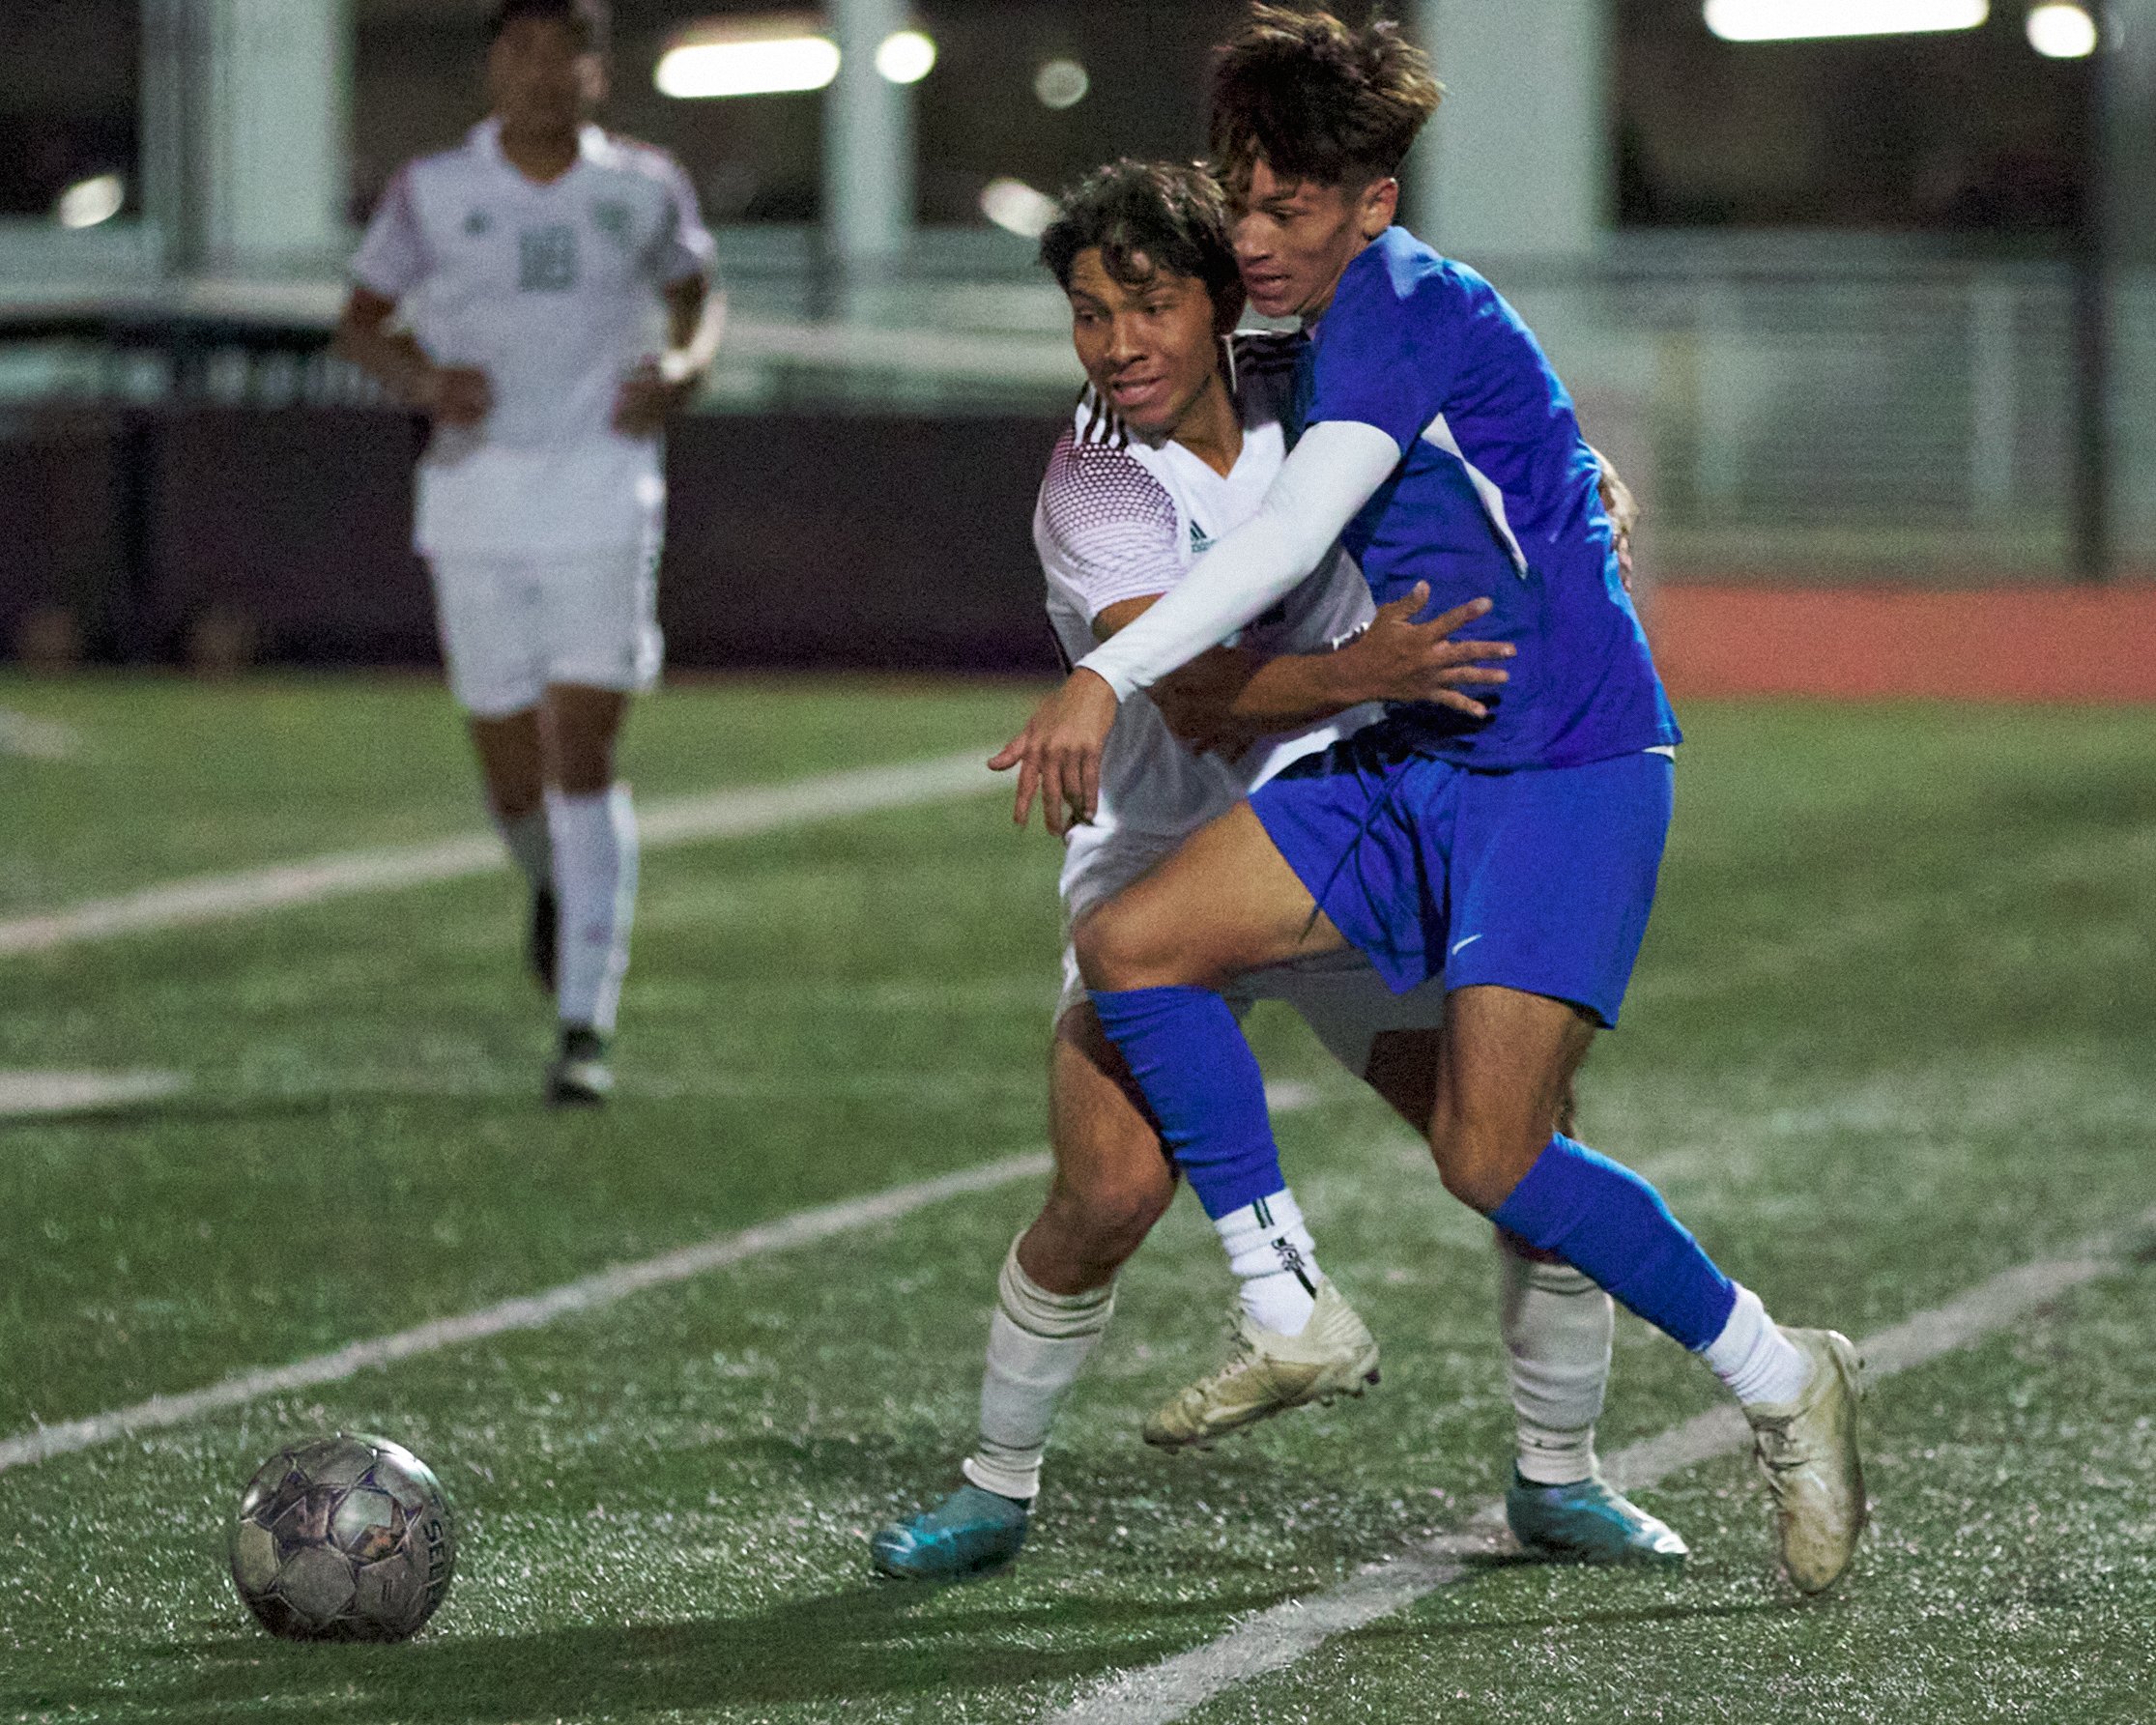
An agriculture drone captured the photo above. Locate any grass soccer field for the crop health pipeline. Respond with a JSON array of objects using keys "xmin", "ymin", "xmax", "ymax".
[{"xmin": 1, "ymin": 673, "xmax": 2152, "ymax": 1724}]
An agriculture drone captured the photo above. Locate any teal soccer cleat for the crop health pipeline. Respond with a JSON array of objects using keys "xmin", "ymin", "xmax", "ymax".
[
  {"xmin": 870, "ymin": 1483, "xmax": 1029, "ymax": 1581},
  {"xmin": 1506, "ymin": 1469, "xmax": 1689, "ymax": 1567}
]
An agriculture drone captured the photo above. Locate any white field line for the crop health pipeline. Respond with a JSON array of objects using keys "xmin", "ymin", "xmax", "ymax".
[
  {"xmin": 0, "ymin": 751, "xmax": 999, "ymax": 958},
  {"xmin": 0, "ymin": 708, "xmax": 88, "ymax": 762},
  {"xmin": 0, "ymin": 1084, "xmax": 1322, "ymax": 1474},
  {"xmin": 1047, "ymin": 1201, "xmax": 2156, "ymax": 1725},
  {"xmin": 0, "ymin": 1070, "xmax": 188, "ymax": 1117}
]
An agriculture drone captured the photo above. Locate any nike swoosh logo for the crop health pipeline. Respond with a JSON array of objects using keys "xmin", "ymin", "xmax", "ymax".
[{"xmin": 1449, "ymin": 934, "xmax": 1482, "ymax": 957}]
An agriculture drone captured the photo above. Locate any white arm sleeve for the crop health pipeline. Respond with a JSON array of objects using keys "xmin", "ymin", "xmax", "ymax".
[{"xmin": 1077, "ymin": 418, "xmax": 1401, "ymax": 698}]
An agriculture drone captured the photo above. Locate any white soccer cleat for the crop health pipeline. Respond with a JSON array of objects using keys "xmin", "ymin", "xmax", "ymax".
[
  {"xmin": 1141, "ymin": 1279, "xmax": 1380, "ymax": 1451},
  {"xmin": 1745, "ymin": 1326, "xmax": 1868, "ymax": 1595}
]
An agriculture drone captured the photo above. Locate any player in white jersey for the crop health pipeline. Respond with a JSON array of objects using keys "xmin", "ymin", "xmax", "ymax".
[
  {"xmin": 334, "ymin": 0, "xmax": 721, "ymax": 1106},
  {"xmin": 873, "ymin": 160, "xmax": 1684, "ymax": 1581}
]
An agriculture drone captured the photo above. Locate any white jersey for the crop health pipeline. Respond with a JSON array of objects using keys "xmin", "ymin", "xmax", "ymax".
[
  {"xmin": 1035, "ymin": 333, "xmax": 1377, "ymax": 862},
  {"xmin": 352, "ymin": 119, "xmax": 716, "ymax": 559}
]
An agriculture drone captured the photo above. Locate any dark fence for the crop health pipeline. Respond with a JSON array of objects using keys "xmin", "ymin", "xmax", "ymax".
[{"xmin": 0, "ymin": 405, "xmax": 1068, "ymax": 676}]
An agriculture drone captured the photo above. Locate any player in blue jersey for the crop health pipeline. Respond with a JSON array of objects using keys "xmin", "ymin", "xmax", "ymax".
[{"xmin": 992, "ymin": 7, "xmax": 1867, "ymax": 1596}]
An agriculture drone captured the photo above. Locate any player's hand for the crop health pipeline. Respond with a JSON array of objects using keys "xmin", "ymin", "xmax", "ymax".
[
  {"xmin": 1596, "ymin": 455, "xmax": 1639, "ymax": 593},
  {"xmin": 612, "ymin": 361, "xmax": 689, "ymax": 438},
  {"xmin": 414, "ymin": 364, "xmax": 491, "ymax": 429},
  {"xmin": 1336, "ymin": 586, "xmax": 1513, "ymax": 718},
  {"xmin": 989, "ymin": 669, "xmax": 1121, "ymax": 837}
]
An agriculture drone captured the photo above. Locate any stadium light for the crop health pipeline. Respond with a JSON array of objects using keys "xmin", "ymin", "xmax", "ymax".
[
  {"xmin": 55, "ymin": 173, "xmax": 125, "ymax": 230},
  {"xmin": 875, "ymin": 29, "xmax": 936, "ymax": 84},
  {"xmin": 1703, "ymin": 0, "xmax": 1988, "ymax": 41},
  {"xmin": 656, "ymin": 35, "xmax": 840, "ymax": 99},
  {"xmin": 2026, "ymin": 2, "xmax": 2097, "ymax": 56},
  {"xmin": 1034, "ymin": 57, "xmax": 1090, "ymax": 110},
  {"xmin": 981, "ymin": 177, "xmax": 1059, "ymax": 239}
]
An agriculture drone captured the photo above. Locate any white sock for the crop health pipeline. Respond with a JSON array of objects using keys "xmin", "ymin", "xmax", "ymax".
[
  {"xmin": 546, "ymin": 785, "xmax": 639, "ymax": 1035},
  {"xmin": 1214, "ymin": 1190, "xmax": 1321, "ymax": 1337},
  {"xmin": 1496, "ymin": 1232, "xmax": 1611, "ymax": 1486},
  {"xmin": 495, "ymin": 807, "xmax": 552, "ymax": 892},
  {"xmin": 1700, "ymin": 1282, "xmax": 1812, "ymax": 1407},
  {"xmin": 962, "ymin": 1240, "xmax": 1114, "ymax": 1503}
]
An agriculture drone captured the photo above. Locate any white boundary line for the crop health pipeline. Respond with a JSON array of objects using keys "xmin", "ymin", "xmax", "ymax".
[
  {"xmin": 0, "ymin": 750, "xmax": 999, "ymax": 957},
  {"xmin": 0, "ymin": 1086, "xmax": 1325, "ymax": 1475},
  {"xmin": 1046, "ymin": 1202, "xmax": 2156, "ymax": 1725},
  {"xmin": 0, "ymin": 1151, "xmax": 1049, "ymax": 1474}
]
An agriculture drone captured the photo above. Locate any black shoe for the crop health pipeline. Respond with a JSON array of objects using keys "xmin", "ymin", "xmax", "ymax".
[
  {"xmin": 546, "ymin": 1024, "xmax": 613, "ymax": 1107},
  {"xmin": 528, "ymin": 886, "xmax": 559, "ymax": 994}
]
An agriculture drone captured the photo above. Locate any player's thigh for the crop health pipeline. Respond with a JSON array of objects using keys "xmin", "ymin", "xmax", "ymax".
[
  {"xmin": 1046, "ymin": 1003, "xmax": 1177, "ymax": 1235},
  {"xmin": 1250, "ymin": 951, "xmax": 1448, "ymax": 1132},
  {"xmin": 467, "ymin": 710, "xmax": 545, "ymax": 819},
  {"xmin": 1075, "ymin": 802, "xmax": 1347, "ymax": 992},
  {"xmin": 1428, "ymin": 984, "xmax": 1598, "ymax": 1211},
  {"xmin": 543, "ymin": 683, "xmax": 631, "ymax": 794},
  {"xmin": 427, "ymin": 556, "xmax": 548, "ymax": 722}
]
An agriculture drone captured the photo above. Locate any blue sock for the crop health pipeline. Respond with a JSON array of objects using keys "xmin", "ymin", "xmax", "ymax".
[
  {"xmin": 1088, "ymin": 986, "xmax": 1284, "ymax": 1222},
  {"xmin": 1489, "ymin": 1135, "xmax": 1737, "ymax": 1351}
]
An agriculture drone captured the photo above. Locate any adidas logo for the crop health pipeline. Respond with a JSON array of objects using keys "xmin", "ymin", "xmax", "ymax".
[{"xmin": 1189, "ymin": 520, "xmax": 1215, "ymax": 555}]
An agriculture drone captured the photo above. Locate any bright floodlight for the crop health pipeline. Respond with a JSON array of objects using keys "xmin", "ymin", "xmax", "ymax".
[
  {"xmin": 1704, "ymin": 0, "xmax": 1988, "ymax": 40},
  {"xmin": 876, "ymin": 29, "xmax": 936, "ymax": 83},
  {"xmin": 2026, "ymin": 3, "xmax": 2097, "ymax": 56},
  {"xmin": 1034, "ymin": 57, "xmax": 1090, "ymax": 110},
  {"xmin": 55, "ymin": 173, "xmax": 125, "ymax": 230},
  {"xmin": 655, "ymin": 37, "xmax": 840, "ymax": 99},
  {"xmin": 981, "ymin": 178, "xmax": 1059, "ymax": 240}
]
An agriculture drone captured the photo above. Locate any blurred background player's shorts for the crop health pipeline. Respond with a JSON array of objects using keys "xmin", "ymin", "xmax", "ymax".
[{"xmin": 425, "ymin": 545, "xmax": 663, "ymax": 717}]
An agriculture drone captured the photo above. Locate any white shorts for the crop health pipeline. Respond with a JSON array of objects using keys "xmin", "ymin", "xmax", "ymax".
[
  {"xmin": 1056, "ymin": 826, "xmax": 1448, "ymax": 1080},
  {"xmin": 426, "ymin": 544, "xmax": 662, "ymax": 718}
]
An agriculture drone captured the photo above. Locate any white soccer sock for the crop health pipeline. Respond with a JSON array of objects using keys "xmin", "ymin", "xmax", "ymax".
[
  {"xmin": 495, "ymin": 807, "xmax": 553, "ymax": 891},
  {"xmin": 1214, "ymin": 1190, "xmax": 1322, "ymax": 1337},
  {"xmin": 962, "ymin": 1240, "xmax": 1114, "ymax": 1503},
  {"xmin": 1700, "ymin": 1282, "xmax": 1812, "ymax": 1407},
  {"xmin": 1496, "ymin": 1232, "xmax": 1611, "ymax": 1486},
  {"xmin": 546, "ymin": 785, "xmax": 639, "ymax": 1035}
]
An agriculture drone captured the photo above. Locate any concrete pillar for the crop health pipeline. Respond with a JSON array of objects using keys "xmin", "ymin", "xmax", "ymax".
[
  {"xmin": 823, "ymin": 0, "xmax": 914, "ymax": 280},
  {"xmin": 1408, "ymin": 0, "xmax": 1609, "ymax": 264},
  {"xmin": 143, "ymin": 0, "xmax": 352, "ymax": 274}
]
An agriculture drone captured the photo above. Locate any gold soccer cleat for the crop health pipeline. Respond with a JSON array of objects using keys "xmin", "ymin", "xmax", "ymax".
[
  {"xmin": 1745, "ymin": 1326, "xmax": 1869, "ymax": 1595},
  {"xmin": 1142, "ymin": 1279, "xmax": 1380, "ymax": 1451}
]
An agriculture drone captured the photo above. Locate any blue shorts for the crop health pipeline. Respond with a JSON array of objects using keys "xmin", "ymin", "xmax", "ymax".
[{"xmin": 1250, "ymin": 725, "xmax": 1673, "ymax": 1027}]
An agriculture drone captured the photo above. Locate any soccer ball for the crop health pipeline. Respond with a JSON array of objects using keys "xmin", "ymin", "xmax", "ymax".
[{"xmin": 229, "ymin": 1432, "xmax": 457, "ymax": 1642}]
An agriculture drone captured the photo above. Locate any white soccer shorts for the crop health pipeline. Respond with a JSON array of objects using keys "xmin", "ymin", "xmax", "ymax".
[
  {"xmin": 1055, "ymin": 825, "xmax": 1448, "ymax": 1080},
  {"xmin": 425, "ymin": 544, "xmax": 662, "ymax": 718}
]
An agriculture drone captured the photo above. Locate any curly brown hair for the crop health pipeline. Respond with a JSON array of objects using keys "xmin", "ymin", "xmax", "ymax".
[
  {"xmin": 1209, "ymin": 5, "xmax": 1442, "ymax": 190},
  {"xmin": 1038, "ymin": 158, "xmax": 1246, "ymax": 325}
]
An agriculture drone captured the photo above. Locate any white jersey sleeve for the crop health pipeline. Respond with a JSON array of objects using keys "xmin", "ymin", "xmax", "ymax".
[
  {"xmin": 351, "ymin": 169, "xmax": 429, "ymax": 301},
  {"xmin": 1039, "ymin": 430, "xmax": 1184, "ymax": 620},
  {"xmin": 643, "ymin": 153, "xmax": 716, "ymax": 286}
]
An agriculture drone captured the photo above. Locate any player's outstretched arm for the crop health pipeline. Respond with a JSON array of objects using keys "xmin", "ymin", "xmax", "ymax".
[
  {"xmin": 1146, "ymin": 587, "xmax": 1512, "ymax": 758},
  {"xmin": 332, "ymin": 288, "xmax": 490, "ymax": 427}
]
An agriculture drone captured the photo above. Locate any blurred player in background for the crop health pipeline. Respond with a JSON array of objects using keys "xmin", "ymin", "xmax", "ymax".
[
  {"xmin": 334, "ymin": 0, "xmax": 721, "ymax": 1105},
  {"xmin": 874, "ymin": 161, "xmax": 1683, "ymax": 1582},
  {"xmin": 997, "ymin": 8, "xmax": 1867, "ymax": 1596}
]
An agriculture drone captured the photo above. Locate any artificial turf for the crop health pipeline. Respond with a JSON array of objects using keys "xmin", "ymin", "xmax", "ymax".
[{"xmin": 1, "ymin": 676, "xmax": 2150, "ymax": 1723}]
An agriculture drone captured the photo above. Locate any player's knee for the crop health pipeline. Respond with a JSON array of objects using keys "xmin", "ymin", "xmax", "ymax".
[
  {"xmin": 1427, "ymin": 1107, "xmax": 1535, "ymax": 1215},
  {"xmin": 1073, "ymin": 901, "xmax": 1164, "ymax": 992}
]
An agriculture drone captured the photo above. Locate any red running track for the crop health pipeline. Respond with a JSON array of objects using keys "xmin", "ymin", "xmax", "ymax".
[{"xmin": 1650, "ymin": 584, "xmax": 2156, "ymax": 704}]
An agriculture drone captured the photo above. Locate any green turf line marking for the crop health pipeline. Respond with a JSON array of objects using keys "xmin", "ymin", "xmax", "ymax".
[
  {"xmin": 0, "ymin": 750, "xmax": 1000, "ymax": 958},
  {"xmin": 0, "ymin": 1082, "xmax": 1327, "ymax": 1473},
  {"xmin": 0, "ymin": 1152, "xmax": 1049, "ymax": 1474},
  {"xmin": 1047, "ymin": 1202, "xmax": 2156, "ymax": 1725},
  {"xmin": 0, "ymin": 1070, "xmax": 187, "ymax": 1117}
]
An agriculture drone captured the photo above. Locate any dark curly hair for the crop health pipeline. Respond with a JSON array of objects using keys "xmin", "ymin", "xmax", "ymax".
[
  {"xmin": 1210, "ymin": 5, "xmax": 1442, "ymax": 190},
  {"xmin": 490, "ymin": 0, "xmax": 609, "ymax": 52},
  {"xmin": 1038, "ymin": 158, "xmax": 1245, "ymax": 325}
]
